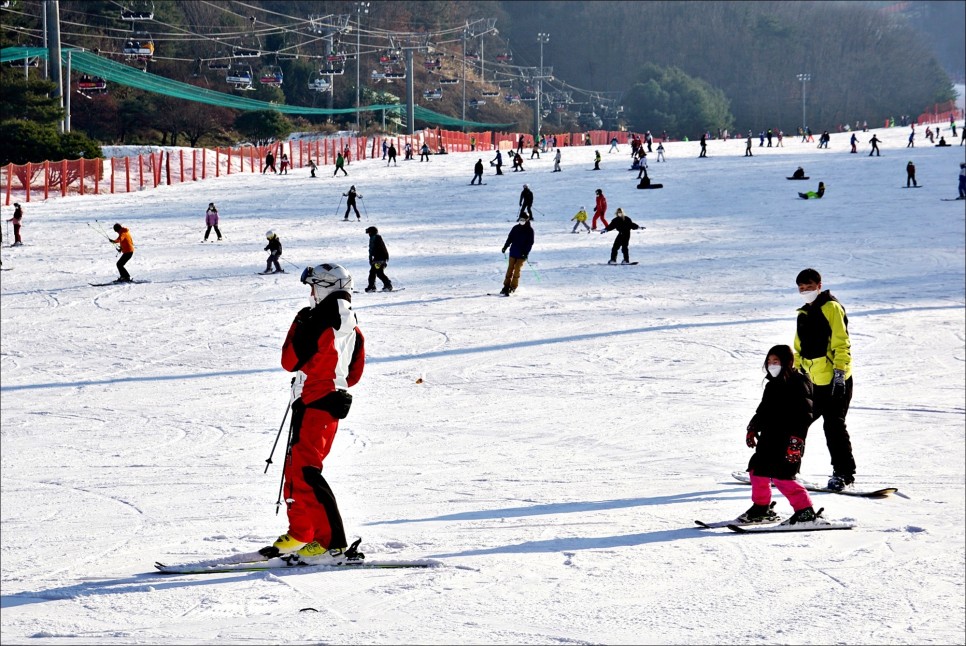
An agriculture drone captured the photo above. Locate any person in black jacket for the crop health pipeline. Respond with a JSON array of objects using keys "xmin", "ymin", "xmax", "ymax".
[
  {"xmin": 601, "ymin": 208, "xmax": 642, "ymax": 264},
  {"xmin": 471, "ymin": 159, "xmax": 484, "ymax": 185},
  {"xmin": 364, "ymin": 226, "xmax": 392, "ymax": 292},
  {"xmin": 263, "ymin": 230, "xmax": 283, "ymax": 274},
  {"xmin": 739, "ymin": 344, "xmax": 820, "ymax": 525},
  {"xmin": 499, "ymin": 216, "xmax": 534, "ymax": 296},
  {"xmin": 518, "ymin": 184, "xmax": 534, "ymax": 219},
  {"xmin": 343, "ymin": 186, "xmax": 362, "ymax": 220}
]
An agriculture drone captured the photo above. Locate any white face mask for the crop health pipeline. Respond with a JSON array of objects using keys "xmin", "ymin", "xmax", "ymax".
[
  {"xmin": 800, "ymin": 289, "xmax": 819, "ymax": 304},
  {"xmin": 767, "ymin": 365, "xmax": 782, "ymax": 378}
]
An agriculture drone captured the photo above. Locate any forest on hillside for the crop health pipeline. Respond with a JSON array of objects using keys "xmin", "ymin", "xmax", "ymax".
[{"xmin": 0, "ymin": 0, "xmax": 958, "ymax": 151}]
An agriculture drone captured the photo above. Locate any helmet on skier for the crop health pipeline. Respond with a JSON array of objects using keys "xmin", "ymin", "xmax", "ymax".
[
  {"xmin": 300, "ymin": 263, "xmax": 353, "ymax": 306},
  {"xmin": 265, "ymin": 230, "xmax": 276, "ymax": 240}
]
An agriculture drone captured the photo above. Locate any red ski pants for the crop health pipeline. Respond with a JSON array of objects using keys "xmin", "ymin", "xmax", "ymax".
[
  {"xmin": 592, "ymin": 213, "xmax": 609, "ymax": 229},
  {"xmin": 283, "ymin": 402, "xmax": 347, "ymax": 549}
]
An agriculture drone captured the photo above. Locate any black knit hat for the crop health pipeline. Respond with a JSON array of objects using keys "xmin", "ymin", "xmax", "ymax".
[{"xmin": 365, "ymin": 226, "xmax": 377, "ymax": 235}]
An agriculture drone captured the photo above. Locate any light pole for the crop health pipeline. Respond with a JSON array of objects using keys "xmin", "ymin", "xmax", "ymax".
[
  {"xmin": 536, "ymin": 32, "xmax": 549, "ymax": 140},
  {"xmin": 462, "ymin": 24, "xmax": 467, "ymax": 127},
  {"xmin": 355, "ymin": 2, "xmax": 369, "ymax": 133},
  {"xmin": 797, "ymin": 73, "xmax": 811, "ymax": 133}
]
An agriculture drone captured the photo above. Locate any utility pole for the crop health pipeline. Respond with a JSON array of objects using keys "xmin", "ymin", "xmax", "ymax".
[
  {"xmin": 536, "ymin": 32, "xmax": 550, "ymax": 140},
  {"xmin": 390, "ymin": 35, "xmax": 430, "ymax": 136},
  {"xmin": 797, "ymin": 73, "xmax": 811, "ymax": 133},
  {"xmin": 461, "ymin": 23, "xmax": 467, "ymax": 128},
  {"xmin": 355, "ymin": 2, "xmax": 369, "ymax": 133},
  {"xmin": 44, "ymin": 0, "xmax": 64, "ymax": 133}
]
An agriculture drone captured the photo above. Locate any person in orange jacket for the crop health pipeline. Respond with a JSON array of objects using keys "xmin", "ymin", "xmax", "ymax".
[{"xmin": 109, "ymin": 223, "xmax": 135, "ymax": 282}]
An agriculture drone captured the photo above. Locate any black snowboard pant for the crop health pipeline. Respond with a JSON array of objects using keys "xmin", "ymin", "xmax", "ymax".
[
  {"xmin": 204, "ymin": 225, "xmax": 222, "ymax": 240},
  {"xmin": 368, "ymin": 262, "xmax": 391, "ymax": 289},
  {"xmin": 117, "ymin": 252, "xmax": 133, "ymax": 280},
  {"xmin": 344, "ymin": 202, "xmax": 360, "ymax": 219},
  {"xmin": 809, "ymin": 377, "xmax": 856, "ymax": 477},
  {"xmin": 610, "ymin": 233, "xmax": 630, "ymax": 262}
]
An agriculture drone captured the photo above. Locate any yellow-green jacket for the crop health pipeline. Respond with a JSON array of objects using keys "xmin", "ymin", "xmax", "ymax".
[
  {"xmin": 794, "ymin": 291, "xmax": 851, "ymax": 386},
  {"xmin": 572, "ymin": 209, "xmax": 588, "ymax": 222}
]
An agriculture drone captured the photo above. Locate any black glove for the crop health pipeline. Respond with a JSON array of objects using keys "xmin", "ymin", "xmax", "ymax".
[
  {"xmin": 291, "ymin": 308, "xmax": 322, "ymax": 367},
  {"xmin": 786, "ymin": 436, "xmax": 805, "ymax": 463},
  {"xmin": 831, "ymin": 369, "xmax": 847, "ymax": 398},
  {"xmin": 502, "ymin": 247, "xmax": 508, "ymax": 254}
]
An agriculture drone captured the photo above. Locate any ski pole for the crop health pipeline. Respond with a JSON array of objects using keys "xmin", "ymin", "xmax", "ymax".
[
  {"xmin": 334, "ymin": 194, "xmax": 344, "ymax": 217},
  {"xmin": 281, "ymin": 257, "xmax": 302, "ymax": 271},
  {"xmin": 87, "ymin": 221, "xmax": 113, "ymax": 243},
  {"xmin": 264, "ymin": 396, "xmax": 292, "ymax": 473},
  {"xmin": 360, "ymin": 196, "xmax": 369, "ymax": 220},
  {"xmin": 526, "ymin": 258, "xmax": 542, "ymax": 281},
  {"xmin": 273, "ymin": 420, "xmax": 295, "ymax": 516}
]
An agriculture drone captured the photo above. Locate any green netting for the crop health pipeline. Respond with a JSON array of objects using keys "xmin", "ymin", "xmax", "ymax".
[{"xmin": 1, "ymin": 47, "xmax": 514, "ymax": 129}]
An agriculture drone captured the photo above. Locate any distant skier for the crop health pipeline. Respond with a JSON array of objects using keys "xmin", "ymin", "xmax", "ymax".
[
  {"xmin": 906, "ymin": 161, "xmax": 918, "ymax": 188},
  {"xmin": 868, "ymin": 134, "xmax": 881, "ymax": 156},
  {"xmin": 552, "ymin": 148, "xmax": 562, "ymax": 172},
  {"xmin": 699, "ymin": 133, "xmax": 708, "ymax": 157},
  {"xmin": 419, "ymin": 143, "xmax": 431, "ymax": 162},
  {"xmin": 262, "ymin": 230, "xmax": 283, "ymax": 274},
  {"xmin": 334, "ymin": 152, "xmax": 348, "ymax": 176},
  {"xmin": 907, "ymin": 130, "xmax": 915, "ymax": 148},
  {"xmin": 792, "ymin": 167, "xmax": 806, "ymax": 179},
  {"xmin": 798, "ymin": 182, "xmax": 826, "ymax": 199},
  {"xmin": 491, "ymin": 150, "xmax": 504, "ymax": 175},
  {"xmin": 745, "ymin": 135, "xmax": 753, "ymax": 157},
  {"xmin": 204, "ymin": 202, "xmax": 222, "ymax": 241},
  {"xmin": 109, "ymin": 222, "xmax": 135, "ymax": 282},
  {"xmin": 307, "ymin": 159, "xmax": 318, "ymax": 178},
  {"xmin": 608, "ymin": 137, "xmax": 619, "ymax": 153},
  {"xmin": 601, "ymin": 208, "xmax": 642, "ymax": 264},
  {"xmin": 7, "ymin": 202, "xmax": 23, "ymax": 246},
  {"xmin": 387, "ymin": 142, "xmax": 398, "ymax": 166},
  {"xmin": 850, "ymin": 133, "xmax": 858, "ymax": 154},
  {"xmin": 958, "ymin": 162, "xmax": 966, "ymax": 199},
  {"xmin": 343, "ymin": 186, "xmax": 362, "ymax": 220},
  {"xmin": 512, "ymin": 151, "xmax": 525, "ymax": 172},
  {"xmin": 636, "ymin": 152, "xmax": 648, "ymax": 179},
  {"xmin": 263, "ymin": 151, "xmax": 277, "ymax": 174},
  {"xmin": 656, "ymin": 142, "xmax": 665, "ymax": 162},
  {"xmin": 279, "ymin": 153, "xmax": 290, "ymax": 175},
  {"xmin": 571, "ymin": 206, "xmax": 591, "ymax": 233},
  {"xmin": 519, "ymin": 184, "xmax": 534, "ymax": 219},
  {"xmin": 471, "ymin": 159, "xmax": 484, "ymax": 185},
  {"xmin": 593, "ymin": 150, "xmax": 601, "ymax": 170},
  {"xmin": 364, "ymin": 226, "xmax": 392, "ymax": 292},
  {"xmin": 499, "ymin": 215, "xmax": 534, "ymax": 296},
  {"xmin": 592, "ymin": 188, "xmax": 608, "ymax": 230}
]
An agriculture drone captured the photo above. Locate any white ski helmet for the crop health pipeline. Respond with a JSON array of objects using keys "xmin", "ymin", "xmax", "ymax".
[
  {"xmin": 265, "ymin": 229, "xmax": 276, "ymax": 240},
  {"xmin": 300, "ymin": 263, "xmax": 353, "ymax": 305}
]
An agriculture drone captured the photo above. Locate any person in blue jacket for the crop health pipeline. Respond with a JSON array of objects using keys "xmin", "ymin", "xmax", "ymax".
[{"xmin": 499, "ymin": 215, "xmax": 534, "ymax": 295}]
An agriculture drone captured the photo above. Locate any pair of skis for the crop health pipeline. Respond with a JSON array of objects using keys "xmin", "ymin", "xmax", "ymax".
[{"xmin": 156, "ymin": 539, "xmax": 440, "ymax": 575}]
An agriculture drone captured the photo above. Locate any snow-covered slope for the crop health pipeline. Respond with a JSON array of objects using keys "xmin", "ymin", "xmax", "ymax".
[{"xmin": 2, "ymin": 124, "xmax": 964, "ymax": 644}]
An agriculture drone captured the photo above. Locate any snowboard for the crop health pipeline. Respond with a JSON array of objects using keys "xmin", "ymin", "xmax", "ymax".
[
  {"xmin": 731, "ymin": 470, "xmax": 898, "ymax": 497},
  {"xmin": 901, "ymin": 185, "xmax": 922, "ymax": 188},
  {"xmin": 605, "ymin": 262, "xmax": 639, "ymax": 266},
  {"xmin": 256, "ymin": 271, "xmax": 286, "ymax": 275},
  {"xmin": 787, "ymin": 176, "xmax": 810, "ymax": 180},
  {"xmin": 353, "ymin": 287, "xmax": 405, "ymax": 294},
  {"xmin": 90, "ymin": 279, "xmax": 149, "ymax": 286},
  {"xmin": 637, "ymin": 184, "xmax": 664, "ymax": 189},
  {"xmin": 940, "ymin": 198, "xmax": 965, "ymax": 201}
]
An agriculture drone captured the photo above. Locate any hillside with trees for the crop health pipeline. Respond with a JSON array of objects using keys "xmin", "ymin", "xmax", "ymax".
[{"xmin": 0, "ymin": 0, "xmax": 958, "ymax": 159}]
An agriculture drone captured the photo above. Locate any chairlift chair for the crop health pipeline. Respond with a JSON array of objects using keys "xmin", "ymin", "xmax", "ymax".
[
  {"xmin": 122, "ymin": 32, "xmax": 154, "ymax": 58},
  {"xmin": 496, "ymin": 52, "xmax": 512, "ymax": 63},
  {"xmin": 232, "ymin": 45, "xmax": 260, "ymax": 58},
  {"xmin": 226, "ymin": 65, "xmax": 253, "ymax": 86},
  {"xmin": 77, "ymin": 75, "xmax": 108, "ymax": 94},
  {"xmin": 481, "ymin": 90, "xmax": 500, "ymax": 97},
  {"xmin": 439, "ymin": 77, "xmax": 459, "ymax": 85},
  {"xmin": 423, "ymin": 88, "xmax": 442, "ymax": 100},
  {"xmin": 320, "ymin": 64, "xmax": 345, "ymax": 76},
  {"xmin": 207, "ymin": 59, "xmax": 230, "ymax": 70},
  {"xmin": 469, "ymin": 98, "xmax": 486, "ymax": 108},
  {"xmin": 308, "ymin": 77, "xmax": 331, "ymax": 92},
  {"xmin": 259, "ymin": 66, "xmax": 283, "ymax": 87},
  {"xmin": 120, "ymin": 1, "xmax": 154, "ymax": 21}
]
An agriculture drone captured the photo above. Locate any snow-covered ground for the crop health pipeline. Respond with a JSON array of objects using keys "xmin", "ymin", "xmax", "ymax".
[{"xmin": 1, "ymin": 123, "xmax": 964, "ymax": 645}]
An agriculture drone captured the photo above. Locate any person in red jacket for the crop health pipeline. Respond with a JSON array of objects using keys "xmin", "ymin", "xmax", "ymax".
[
  {"xmin": 592, "ymin": 188, "xmax": 609, "ymax": 230},
  {"xmin": 260, "ymin": 263, "xmax": 366, "ymax": 565}
]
